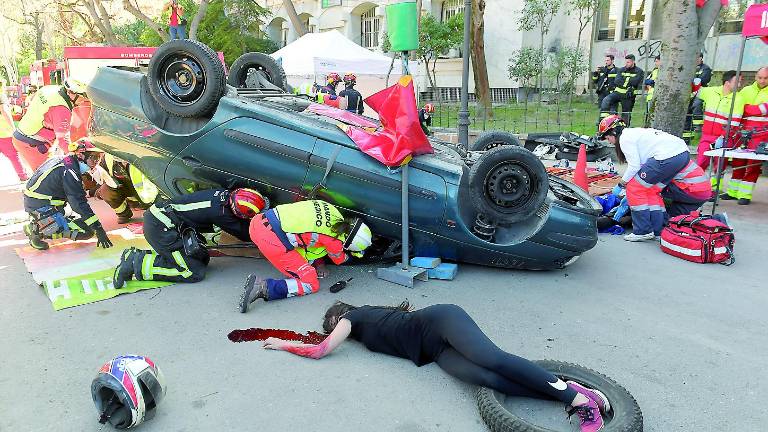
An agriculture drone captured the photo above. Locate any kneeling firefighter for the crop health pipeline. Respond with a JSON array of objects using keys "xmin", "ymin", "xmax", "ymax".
[
  {"xmin": 86, "ymin": 148, "xmax": 148, "ymax": 224},
  {"xmin": 22, "ymin": 141, "xmax": 113, "ymax": 250},
  {"xmin": 113, "ymin": 188, "xmax": 268, "ymax": 287},
  {"xmin": 239, "ymin": 200, "xmax": 372, "ymax": 313}
]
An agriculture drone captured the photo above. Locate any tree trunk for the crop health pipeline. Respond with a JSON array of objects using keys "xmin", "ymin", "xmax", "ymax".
[
  {"xmin": 471, "ymin": 0, "xmax": 492, "ymax": 120},
  {"xmin": 538, "ymin": 32, "xmax": 545, "ymax": 104},
  {"xmin": 283, "ymin": 0, "xmax": 306, "ymax": 38},
  {"xmin": 82, "ymin": 0, "xmax": 120, "ymax": 45},
  {"xmin": 189, "ymin": 0, "xmax": 210, "ymax": 41},
  {"xmin": 123, "ymin": 0, "xmax": 170, "ymax": 42},
  {"xmin": 652, "ymin": 0, "xmax": 721, "ymax": 136}
]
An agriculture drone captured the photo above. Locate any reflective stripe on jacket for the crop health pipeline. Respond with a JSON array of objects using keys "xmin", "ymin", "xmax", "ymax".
[
  {"xmin": 273, "ymin": 200, "xmax": 348, "ymax": 263},
  {"xmin": 698, "ymin": 86, "xmax": 745, "ymax": 138},
  {"xmin": 671, "ymin": 161, "xmax": 711, "ymax": 196},
  {"xmin": 613, "ymin": 66, "xmax": 644, "ymax": 95},
  {"xmin": 739, "ymin": 82, "xmax": 768, "ymax": 146},
  {"xmin": 17, "ymin": 86, "xmax": 72, "ymax": 137}
]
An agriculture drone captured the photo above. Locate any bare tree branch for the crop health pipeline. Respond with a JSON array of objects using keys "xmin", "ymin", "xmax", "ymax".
[
  {"xmin": 189, "ymin": 0, "xmax": 211, "ymax": 41},
  {"xmin": 123, "ymin": 0, "xmax": 170, "ymax": 42}
]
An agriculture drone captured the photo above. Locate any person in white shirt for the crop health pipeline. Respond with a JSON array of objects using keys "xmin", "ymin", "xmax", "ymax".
[{"xmin": 598, "ymin": 115, "xmax": 712, "ymax": 242}]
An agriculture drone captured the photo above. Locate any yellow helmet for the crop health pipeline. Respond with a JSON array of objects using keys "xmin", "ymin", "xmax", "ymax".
[{"xmin": 63, "ymin": 77, "xmax": 87, "ymax": 95}]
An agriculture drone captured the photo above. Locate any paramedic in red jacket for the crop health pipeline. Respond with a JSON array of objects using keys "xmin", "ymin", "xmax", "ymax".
[{"xmin": 598, "ymin": 115, "xmax": 712, "ymax": 243}]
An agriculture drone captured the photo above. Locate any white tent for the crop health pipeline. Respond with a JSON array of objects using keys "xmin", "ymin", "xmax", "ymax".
[
  {"xmin": 272, "ymin": 31, "xmax": 403, "ymax": 116},
  {"xmin": 272, "ymin": 30, "xmax": 402, "ymax": 77}
]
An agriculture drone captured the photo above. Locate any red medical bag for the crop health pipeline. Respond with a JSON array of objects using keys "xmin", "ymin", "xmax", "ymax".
[{"xmin": 660, "ymin": 214, "xmax": 735, "ymax": 265}]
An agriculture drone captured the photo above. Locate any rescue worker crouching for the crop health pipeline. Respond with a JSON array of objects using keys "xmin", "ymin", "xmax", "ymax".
[
  {"xmin": 22, "ymin": 140, "xmax": 113, "ymax": 251},
  {"xmin": 239, "ymin": 200, "xmax": 373, "ymax": 313},
  {"xmin": 12, "ymin": 78, "xmax": 88, "ymax": 171},
  {"xmin": 599, "ymin": 54, "xmax": 644, "ymax": 126},
  {"xmin": 112, "ymin": 188, "xmax": 268, "ymax": 288},
  {"xmin": 85, "ymin": 148, "xmax": 148, "ymax": 223}
]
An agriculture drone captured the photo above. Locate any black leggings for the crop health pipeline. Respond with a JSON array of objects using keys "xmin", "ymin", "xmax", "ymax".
[{"xmin": 425, "ymin": 305, "xmax": 577, "ymax": 403}]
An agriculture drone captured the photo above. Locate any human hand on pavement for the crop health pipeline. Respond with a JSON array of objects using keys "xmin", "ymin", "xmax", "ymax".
[
  {"xmin": 263, "ymin": 337, "xmax": 289, "ymax": 350},
  {"xmin": 95, "ymin": 226, "xmax": 113, "ymax": 248}
]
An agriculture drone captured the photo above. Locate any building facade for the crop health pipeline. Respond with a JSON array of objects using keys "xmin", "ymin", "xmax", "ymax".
[{"xmin": 257, "ymin": 0, "xmax": 767, "ymax": 101}]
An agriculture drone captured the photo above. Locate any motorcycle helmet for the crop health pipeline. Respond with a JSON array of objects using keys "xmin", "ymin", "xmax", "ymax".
[{"xmin": 91, "ymin": 355, "xmax": 167, "ymax": 429}]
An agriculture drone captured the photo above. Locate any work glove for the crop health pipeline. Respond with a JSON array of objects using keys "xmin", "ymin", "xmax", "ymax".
[
  {"xmin": 95, "ymin": 226, "xmax": 113, "ymax": 249},
  {"xmin": 613, "ymin": 197, "xmax": 630, "ymax": 221},
  {"xmin": 349, "ymin": 250, "xmax": 364, "ymax": 259},
  {"xmin": 612, "ymin": 184, "xmax": 625, "ymax": 197}
]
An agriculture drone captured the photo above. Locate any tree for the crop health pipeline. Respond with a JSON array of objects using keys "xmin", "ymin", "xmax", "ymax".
[
  {"xmin": 652, "ymin": 0, "xmax": 722, "ymax": 136},
  {"xmin": 545, "ymin": 45, "xmax": 588, "ymax": 120},
  {"xmin": 471, "ymin": 0, "xmax": 493, "ymax": 120},
  {"xmin": 508, "ymin": 47, "xmax": 544, "ymax": 110},
  {"xmin": 3, "ymin": 2, "xmax": 48, "ymax": 60},
  {"xmin": 416, "ymin": 14, "xmax": 463, "ymax": 98},
  {"xmin": 566, "ymin": 0, "xmax": 604, "ymax": 104},
  {"xmin": 123, "ymin": 0, "xmax": 171, "ymax": 43},
  {"xmin": 282, "ymin": 0, "xmax": 306, "ymax": 38},
  {"xmin": 517, "ymin": 0, "xmax": 561, "ymax": 102}
]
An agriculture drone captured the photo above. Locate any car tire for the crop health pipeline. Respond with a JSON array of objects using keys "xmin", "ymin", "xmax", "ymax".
[
  {"xmin": 469, "ymin": 146, "xmax": 548, "ymax": 224},
  {"xmin": 469, "ymin": 131, "xmax": 522, "ymax": 152},
  {"xmin": 477, "ymin": 360, "xmax": 643, "ymax": 432},
  {"xmin": 227, "ymin": 52, "xmax": 288, "ymax": 91},
  {"xmin": 148, "ymin": 39, "xmax": 226, "ymax": 118}
]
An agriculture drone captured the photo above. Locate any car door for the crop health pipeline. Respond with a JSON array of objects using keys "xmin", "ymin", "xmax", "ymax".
[
  {"xmin": 306, "ymin": 139, "xmax": 447, "ymax": 239},
  {"xmin": 165, "ymin": 116, "xmax": 314, "ymax": 202}
]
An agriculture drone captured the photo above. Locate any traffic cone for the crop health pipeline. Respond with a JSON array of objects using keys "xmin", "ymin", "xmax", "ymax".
[{"xmin": 573, "ymin": 143, "xmax": 589, "ymax": 192}]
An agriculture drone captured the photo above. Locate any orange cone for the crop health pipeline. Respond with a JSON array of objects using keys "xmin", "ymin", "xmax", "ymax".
[{"xmin": 573, "ymin": 143, "xmax": 589, "ymax": 192}]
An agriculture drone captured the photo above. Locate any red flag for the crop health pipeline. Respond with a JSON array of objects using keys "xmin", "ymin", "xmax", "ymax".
[
  {"xmin": 742, "ymin": 3, "xmax": 768, "ymax": 44},
  {"xmin": 345, "ymin": 76, "xmax": 433, "ymax": 167}
]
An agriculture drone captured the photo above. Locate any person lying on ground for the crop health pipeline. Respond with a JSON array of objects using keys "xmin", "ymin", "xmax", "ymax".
[{"xmin": 262, "ymin": 301, "xmax": 610, "ymax": 432}]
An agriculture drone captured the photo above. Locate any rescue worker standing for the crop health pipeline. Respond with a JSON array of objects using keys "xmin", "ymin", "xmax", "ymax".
[
  {"xmin": 598, "ymin": 115, "xmax": 711, "ymax": 242},
  {"xmin": 239, "ymin": 200, "xmax": 372, "ymax": 313},
  {"xmin": 113, "ymin": 188, "xmax": 267, "ymax": 287},
  {"xmin": 722, "ymin": 66, "xmax": 768, "ymax": 205},
  {"xmin": 0, "ymin": 79, "xmax": 27, "ymax": 181},
  {"xmin": 339, "ymin": 73, "xmax": 364, "ymax": 115},
  {"xmin": 317, "ymin": 73, "xmax": 341, "ymax": 98},
  {"xmin": 12, "ymin": 78, "xmax": 87, "ymax": 171},
  {"xmin": 684, "ymin": 53, "xmax": 713, "ymax": 142},
  {"xmin": 86, "ymin": 149, "xmax": 147, "ymax": 223},
  {"xmin": 419, "ymin": 103, "xmax": 435, "ymax": 136},
  {"xmin": 695, "ymin": 70, "xmax": 744, "ymax": 172},
  {"xmin": 22, "ymin": 141, "xmax": 113, "ymax": 251},
  {"xmin": 592, "ymin": 54, "xmax": 618, "ymax": 107},
  {"xmin": 644, "ymin": 55, "xmax": 661, "ymax": 125},
  {"xmin": 599, "ymin": 54, "xmax": 644, "ymax": 126}
]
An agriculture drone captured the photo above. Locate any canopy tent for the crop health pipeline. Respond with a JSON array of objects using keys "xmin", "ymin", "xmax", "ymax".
[{"xmin": 272, "ymin": 31, "xmax": 402, "ymax": 116}]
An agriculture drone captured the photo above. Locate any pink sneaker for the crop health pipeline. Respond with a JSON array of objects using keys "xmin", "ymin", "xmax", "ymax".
[
  {"xmin": 567, "ymin": 398, "xmax": 604, "ymax": 432},
  {"xmin": 567, "ymin": 381, "xmax": 611, "ymax": 413}
]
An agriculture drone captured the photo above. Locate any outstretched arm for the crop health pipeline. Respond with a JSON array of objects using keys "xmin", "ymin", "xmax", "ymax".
[{"xmin": 263, "ymin": 318, "xmax": 352, "ymax": 359}]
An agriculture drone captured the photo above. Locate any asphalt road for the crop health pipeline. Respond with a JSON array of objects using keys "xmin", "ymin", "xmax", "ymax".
[{"xmin": 0, "ymin": 163, "xmax": 766, "ymax": 432}]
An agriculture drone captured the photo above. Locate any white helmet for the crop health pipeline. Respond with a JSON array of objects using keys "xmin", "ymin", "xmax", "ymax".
[
  {"xmin": 91, "ymin": 355, "xmax": 167, "ymax": 429},
  {"xmin": 343, "ymin": 219, "xmax": 372, "ymax": 252},
  {"xmin": 63, "ymin": 77, "xmax": 87, "ymax": 95}
]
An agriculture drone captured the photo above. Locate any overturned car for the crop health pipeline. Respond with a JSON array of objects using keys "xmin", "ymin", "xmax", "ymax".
[{"xmin": 86, "ymin": 40, "xmax": 600, "ymax": 270}]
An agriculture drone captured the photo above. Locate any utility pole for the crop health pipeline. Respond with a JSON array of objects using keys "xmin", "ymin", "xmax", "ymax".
[{"xmin": 458, "ymin": 0, "xmax": 472, "ymax": 150}]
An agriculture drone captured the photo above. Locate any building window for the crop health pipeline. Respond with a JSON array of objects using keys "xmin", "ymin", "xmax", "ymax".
[
  {"xmin": 361, "ymin": 8, "xmax": 380, "ymax": 49},
  {"xmin": 623, "ymin": 0, "xmax": 645, "ymax": 40},
  {"xmin": 281, "ymin": 27, "xmax": 288, "ymax": 47},
  {"xmin": 718, "ymin": 0, "xmax": 756, "ymax": 34},
  {"xmin": 321, "ymin": 0, "xmax": 341, "ymax": 7},
  {"xmin": 441, "ymin": 0, "xmax": 464, "ymax": 22},
  {"xmin": 302, "ymin": 16, "xmax": 315, "ymax": 33},
  {"xmin": 595, "ymin": 0, "xmax": 619, "ymax": 41}
]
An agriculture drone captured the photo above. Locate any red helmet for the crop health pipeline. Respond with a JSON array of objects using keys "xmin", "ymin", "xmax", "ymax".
[
  {"xmin": 229, "ymin": 188, "xmax": 269, "ymax": 219},
  {"xmin": 598, "ymin": 114, "xmax": 626, "ymax": 138},
  {"xmin": 423, "ymin": 103, "xmax": 435, "ymax": 113},
  {"xmin": 327, "ymin": 73, "xmax": 341, "ymax": 85},
  {"xmin": 343, "ymin": 73, "xmax": 356, "ymax": 84}
]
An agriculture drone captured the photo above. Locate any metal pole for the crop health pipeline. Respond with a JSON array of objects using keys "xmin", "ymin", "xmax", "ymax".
[
  {"xmin": 400, "ymin": 163, "xmax": 409, "ymax": 270},
  {"xmin": 458, "ymin": 0, "xmax": 472, "ymax": 149},
  {"xmin": 711, "ymin": 36, "xmax": 747, "ymax": 214}
]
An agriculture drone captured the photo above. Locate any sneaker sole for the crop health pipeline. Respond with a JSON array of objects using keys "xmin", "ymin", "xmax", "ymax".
[
  {"xmin": 239, "ymin": 274, "xmax": 256, "ymax": 313},
  {"xmin": 568, "ymin": 381, "xmax": 612, "ymax": 413}
]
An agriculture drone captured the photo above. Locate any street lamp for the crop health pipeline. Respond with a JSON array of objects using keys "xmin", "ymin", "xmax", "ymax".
[{"xmin": 458, "ymin": 0, "xmax": 472, "ymax": 150}]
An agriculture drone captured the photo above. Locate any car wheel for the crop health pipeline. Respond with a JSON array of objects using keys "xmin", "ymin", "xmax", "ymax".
[
  {"xmin": 469, "ymin": 131, "xmax": 522, "ymax": 152},
  {"xmin": 477, "ymin": 360, "xmax": 643, "ymax": 432},
  {"xmin": 148, "ymin": 39, "xmax": 226, "ymax": 118},
  {"xmin": 469, "ymin": 146, "xmax": 548, "ymax": 224},
  {"xmin": 227, "ymin": 52, "xmax": 288, "ymax": 91}
]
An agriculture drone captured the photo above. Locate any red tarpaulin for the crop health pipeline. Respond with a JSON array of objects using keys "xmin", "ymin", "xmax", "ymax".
[
  {"xmin": 742, "ymin": 3, "xmax": 768, "ymax": 44},
  {"xmin": 345, "ymin": 75, "xmax": 433, "ymax": 167}
]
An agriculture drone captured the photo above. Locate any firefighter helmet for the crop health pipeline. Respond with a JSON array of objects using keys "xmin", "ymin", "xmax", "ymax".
[
  {"xmin": 423, "ymin": 103, "xmax": 435, "ymax": 113},
  {"xmin": 229, "ymin": 188, "xmax": 269, "ymax": 219},
  {"xmin": 91, "ymin": 355, "xmax": 167, "ymax": 430},
  {"xmin": 63, "ymin": 77, "xmax": 88, "ymax": 95},
  {"xmin": 343, "ymin": 73, "xmax": 356, "ymax": 84},
  {"xmin": 598, "ymin": 115, "xmax": 626, "ymax": 138},
  {"xmin": 342, "ymin": 218, "xmax": 372, "ymax": 252},
  {"xmin": 326, "ymin": 73, "xmax": 341, "ymax": 85}
]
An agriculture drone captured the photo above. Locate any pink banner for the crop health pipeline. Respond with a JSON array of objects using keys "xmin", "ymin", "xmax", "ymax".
[{"xmin": 742, "ymin": 3, "xmax": 768, "ymax": 44}]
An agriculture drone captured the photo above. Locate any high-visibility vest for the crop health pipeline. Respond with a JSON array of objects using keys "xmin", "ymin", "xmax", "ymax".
[
  {"xmin": 274, "ymin": 200, "xmax": 347, "ymax": 260},
  {"xmin": 646, "ymin": 68, "xmax": 659, "ymax": 102},
  {"xmin": 17, "ymin": 86, "xmax": 72, "ymax": 138},
  {"xmin": 698, "ymin": 86, "xmax": 745, "ymax": 138},
  {"xmin": 739, "ymin": 82, "xmax": 768, "ymax": 139}
]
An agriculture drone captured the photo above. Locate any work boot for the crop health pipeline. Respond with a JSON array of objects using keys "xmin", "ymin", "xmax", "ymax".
[
  {"xmin": 23, "ymin": 222, "xmax": 49, "ymax": 250},
  {"xmin": 113, "ymin": 248, "xmax": 138, "ymax": 289},
  {"xmin": 116, "ymin": 208, "xmax": 133, "ymax": 224},
  {"xmin": 738, "ymin": 198, "xmax": 751, "ymax": 206},
  {"xmin": 719, "ymin": 193, "xmax": 737, "ymax": 201},
  {"xmin": 239, "ymin": 274, "xmax": 267, "ymax": 313}
]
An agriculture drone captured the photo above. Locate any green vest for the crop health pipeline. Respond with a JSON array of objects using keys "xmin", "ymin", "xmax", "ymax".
[
  {"xmin": 646, "ymin": 68, "xmax": 659, "ymax": 102},
  {"xmin": 275, "ymin": 200, "xmax": 346, "ymax": 260},
  {"xmin": 18, "ymin": 86, "xmax": 72, "ymax": 137}
]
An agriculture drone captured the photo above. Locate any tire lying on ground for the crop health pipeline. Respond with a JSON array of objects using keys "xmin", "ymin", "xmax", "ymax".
[
  {"xmin": 227, "ymin": 52, "xmax": 289, "ymax": 91},
  {"xmin": 469, "ymin": 131, "xmax": 522, "ymax": 152},
  {"xmin": 148, "ymin": 39, "xmax": 226, "ymax": 118},
  {"xmin": 469, "ymin": 145, "xmax": 548, "ymax": 224},
  {"xmin": 477, "ymin": 360, "xmax": 643, "ymax": 432}
]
